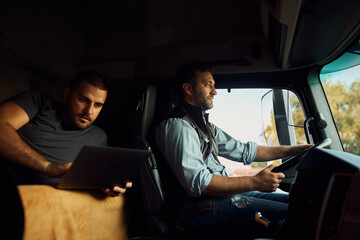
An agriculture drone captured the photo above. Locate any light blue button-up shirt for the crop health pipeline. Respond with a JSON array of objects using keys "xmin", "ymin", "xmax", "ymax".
[{"xmin": 155, "ymin": 117, "xmax": 258, "ymax": 197}]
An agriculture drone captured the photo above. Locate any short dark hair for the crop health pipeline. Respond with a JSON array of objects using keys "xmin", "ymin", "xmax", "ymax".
[
  {"xmin": 175, "ymin": 61, "xmax": 213, "ymax": 99},
  {"xmin": 69, "ymin": 71, "xmax": 108, "ymax": 91}
]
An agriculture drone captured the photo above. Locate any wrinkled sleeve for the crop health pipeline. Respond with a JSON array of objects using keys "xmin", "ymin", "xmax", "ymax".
[
  {"xmin": 8, "ymin": 90, "xmax": 48, "ymax": 120},
  {"xmin": 212, "ymin": 123, "xmax": 258, "ymax": 165},
  {"xmin": 155, "ymin": 118, "xmax": 213, "ymax": 197}
]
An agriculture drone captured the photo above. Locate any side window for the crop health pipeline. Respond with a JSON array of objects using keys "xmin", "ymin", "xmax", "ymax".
[
  {"xmin": 209, "ymin": 88, "xmax": 306, "ymax": 175},
  {"xmin": 320, "ymin": 39, "xmax": 360, "ymax": 156}
]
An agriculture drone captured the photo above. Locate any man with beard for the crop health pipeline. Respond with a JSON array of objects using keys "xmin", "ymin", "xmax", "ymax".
[
  {"xmin": 155, "ymin": 61, "xmax": 312, "ymax": 237},
  {"xmin": 0, "ymin": 71, "xmax": 131, "ymax": 196}
]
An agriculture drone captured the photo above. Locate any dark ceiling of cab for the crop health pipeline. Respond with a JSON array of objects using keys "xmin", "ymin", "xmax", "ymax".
[
  {"xmin": 79, "ymin": 0, "xmax": 262, "ymax": 61},
  {"xmin": 0, "ymin": 0, "xmax": 359, "ymax": 79}
]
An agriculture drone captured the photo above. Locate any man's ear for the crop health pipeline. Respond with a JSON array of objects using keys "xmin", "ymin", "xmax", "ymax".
[
  {"xmin": 183, "ymin": 82, "xmax": 193, "ymax": 96},
  {"xmin": 63, "ymin": 87, "xmax": 70, "ymax": 103}
]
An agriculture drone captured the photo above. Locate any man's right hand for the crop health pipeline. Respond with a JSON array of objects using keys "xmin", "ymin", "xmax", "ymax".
[
  {"xmin": 44, "ymin": 162, "xmax": 72, "ymax": 178},
  {"xmin": 253, "ymin": 164, "xmax": 285, "ymax": 192}
]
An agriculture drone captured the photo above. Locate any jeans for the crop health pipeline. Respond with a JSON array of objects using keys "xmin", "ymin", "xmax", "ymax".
[{"xmin": 188, "ymin": 191, "xmax": 288, "ymax": 237}]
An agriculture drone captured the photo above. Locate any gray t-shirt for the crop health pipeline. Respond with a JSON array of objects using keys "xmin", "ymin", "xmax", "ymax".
[{"xmin": 7, "ymin": 90, "xmax": 107, "ymax": 185}]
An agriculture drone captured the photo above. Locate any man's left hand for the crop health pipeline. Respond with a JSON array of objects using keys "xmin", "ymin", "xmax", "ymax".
[{"xmin": 102, "ymin": 181, "xmax": 133, "ymax": 197}]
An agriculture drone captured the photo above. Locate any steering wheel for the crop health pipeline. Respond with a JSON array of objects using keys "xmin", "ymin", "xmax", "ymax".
[{"xmin": 271, "ymin": 138, "xmax": 332, "ymax": 192}]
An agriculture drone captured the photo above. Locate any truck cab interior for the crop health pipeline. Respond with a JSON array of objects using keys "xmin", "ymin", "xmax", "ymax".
[{"xmin": 1, "ymin": 0, "xmax": 360, "ymax": 239}]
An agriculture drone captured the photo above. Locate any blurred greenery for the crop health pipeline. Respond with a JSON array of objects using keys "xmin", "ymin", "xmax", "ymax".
[
  {"xmin": 289, "ymin": 93, "xmax": 306, "ymax": 144},
  {"xmin": 321, "ymin": 79, "xmax": 360, "ymax": 155}
]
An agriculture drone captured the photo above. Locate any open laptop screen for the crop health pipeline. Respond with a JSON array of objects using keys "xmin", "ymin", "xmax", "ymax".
[{"xmin": 57, "ymin": 145, "xmax": 150, "ymax": 189}]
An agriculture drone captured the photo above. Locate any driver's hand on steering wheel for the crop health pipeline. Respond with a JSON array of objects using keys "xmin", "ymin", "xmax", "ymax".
[{"xmin": 253, "ymin": 164, "xmax": 285, "ymax": 192}]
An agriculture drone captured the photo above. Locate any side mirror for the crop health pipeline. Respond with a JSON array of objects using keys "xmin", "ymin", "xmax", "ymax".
[
  {"xmin": 261, "ymin": 90, "xmax": 279, "ymax": 146},
  {"xmin": 261, "ymin": 89, "xmax": 306, "ymax": 146}
]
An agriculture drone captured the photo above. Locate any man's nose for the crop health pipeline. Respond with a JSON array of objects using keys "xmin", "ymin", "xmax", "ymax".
[
  {"xmin": 211, "ymin": 86, "xmax": 217, "ymax": 95},
  {"xmin": 84, "ymin": 104, "xmax": 94, "ymax": 115}
]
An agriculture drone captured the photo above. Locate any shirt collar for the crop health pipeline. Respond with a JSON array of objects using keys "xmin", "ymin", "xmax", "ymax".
[{"xmin": 180, "ymin": 101, "xmax": 210, "ymax": 134}]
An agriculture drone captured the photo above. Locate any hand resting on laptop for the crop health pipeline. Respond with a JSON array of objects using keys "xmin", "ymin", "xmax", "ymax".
[{"xmin": 102, "ymin": 181, "xmax": 133, "ymax": 197}]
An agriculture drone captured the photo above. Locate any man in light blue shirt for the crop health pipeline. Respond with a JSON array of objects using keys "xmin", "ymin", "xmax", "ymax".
[{"xmin": 155, "ymin": 61, "xmax": 312, "ymax": 238}]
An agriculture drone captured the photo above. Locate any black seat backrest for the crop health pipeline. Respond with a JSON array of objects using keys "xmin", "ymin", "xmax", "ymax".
[
  {"xmin": 129, "ymin": 80, "xmax": 201, "ymax": 239},
  {"xmin": 127, "ymin": 81, "xmax": 173, "ymax": 238},
  {"xmin": 132, "ymin": 83, "xmax": 166, "ymax": 216},
  {"xmin": 133, "ymin": 84, "xmax": 158, "ymax": 141}
]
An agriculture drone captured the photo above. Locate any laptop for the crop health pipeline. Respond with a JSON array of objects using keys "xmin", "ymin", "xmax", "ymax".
[{"xmin": 57, "ymin": 145, "xmax": 151, "ymax": 189}]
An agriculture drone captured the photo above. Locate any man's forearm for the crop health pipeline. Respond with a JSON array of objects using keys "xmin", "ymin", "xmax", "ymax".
[
  {"xmin": 201, "ymin": 164, "xmax": 285, "ymax": 197},
  {"xmin": 254, "ymin": 145, "xmax": 311, "ymax": 162},
  {"xmin": 0, "ymin": 122, "xmax": 49, "ymax": 173},
  {"xmin": 201, "ymin": 174, "xmax": 255, "ymax": 197}
]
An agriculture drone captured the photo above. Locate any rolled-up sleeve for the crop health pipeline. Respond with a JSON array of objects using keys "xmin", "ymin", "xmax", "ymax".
[
  {"xmin": 155, "ymin": 118, "xmax": 213, "ymax": 197},
  {"xmin": 212, "ymin": 123, "xmax": 258, "ymax": 165}
]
